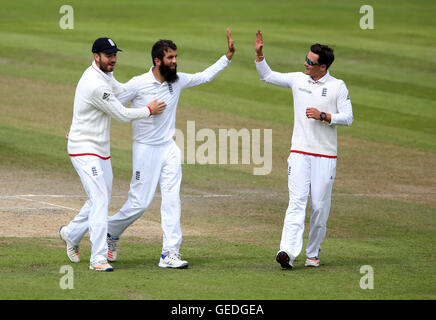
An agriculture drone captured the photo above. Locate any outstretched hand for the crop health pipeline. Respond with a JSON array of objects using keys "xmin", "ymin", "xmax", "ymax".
[
  {"xmin": 255, "ymin": 29, "xmax": 264, "ymax": 61},
  {"xmin": 226, "ymin": 28, "xmax": 235, "ymax": 60}
]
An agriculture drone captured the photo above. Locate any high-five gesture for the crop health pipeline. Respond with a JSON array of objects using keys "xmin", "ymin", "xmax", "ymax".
[
  {"xmin": 255, "ymin": 30, "xmax": 264, "ymax": 62},
  {"xmin": 226, "ymin": 28, "xmax": 236, "ymax": 60}
]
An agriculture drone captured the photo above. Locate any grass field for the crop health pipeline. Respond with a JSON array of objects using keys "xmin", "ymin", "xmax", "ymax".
[{"xmin": 0, "ymin": 0, "xmax": 435, "ymax": 303}]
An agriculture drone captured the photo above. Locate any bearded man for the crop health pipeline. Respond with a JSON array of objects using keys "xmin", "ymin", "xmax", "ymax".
[{"xmin": 106, "ymin": 29, "xmax": 236, "ymax": 268}]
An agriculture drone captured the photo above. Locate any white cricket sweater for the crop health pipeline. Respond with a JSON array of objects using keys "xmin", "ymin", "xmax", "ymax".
[
  {"xmin": 256, "ymin": 59, "xmax": 353, "ymax": 157},
  {"xmin": 67, "ymin": 61, "xmax": 151, "ymax": 159},
  {"xmin": 116, "ymin": 55, "xmax": 231, "ymax": 145}
]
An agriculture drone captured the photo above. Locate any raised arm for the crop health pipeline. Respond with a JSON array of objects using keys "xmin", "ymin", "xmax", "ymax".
[
  {"xmin": 255, "ymin": 29, "xmax": 296, "ymax": 88},
  {"xmin": 181, "ymin": 28, "xmax": 235, "ymax": 89}
]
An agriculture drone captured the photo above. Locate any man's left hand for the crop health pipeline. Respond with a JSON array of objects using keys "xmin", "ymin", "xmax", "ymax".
[
  {"xmin": 306, "ymin": 108, "xmax": 330, "ymax": 123},
  {"xmin": 306, "ymin": 107, "xmax": 321, "ymax": 120}
]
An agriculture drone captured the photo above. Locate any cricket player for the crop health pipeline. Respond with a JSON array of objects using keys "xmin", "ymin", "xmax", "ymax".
[
  {"xmin": 106, "ymin": 29, "xmax": 236, "ymax": 268},
  {"xmin": 254, "ymin": 30, "xmax": 353, "ymax": 269},
  {"xmin": 60, "ymin": 37, "xmax": 166, "ymax": 271}
]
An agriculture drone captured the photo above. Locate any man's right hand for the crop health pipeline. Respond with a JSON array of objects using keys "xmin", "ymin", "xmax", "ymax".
[
  {"xmin": 148, "ymin": 99, "xmax": 166, "ymax": 115},
  {"xmin": 255, "ymin": 30, "xmax": 264, "ymax": 62}
]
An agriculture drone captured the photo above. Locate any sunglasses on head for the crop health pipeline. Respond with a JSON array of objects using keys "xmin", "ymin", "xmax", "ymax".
[{"xmin": 305, "ymin": 56, "xmax": 321, "ymax": 66}]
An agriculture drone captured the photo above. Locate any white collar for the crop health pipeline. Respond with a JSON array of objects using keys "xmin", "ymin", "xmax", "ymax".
[{"xmin": 308, "ymin": 71, "xmax": 330, "ymax": 84}]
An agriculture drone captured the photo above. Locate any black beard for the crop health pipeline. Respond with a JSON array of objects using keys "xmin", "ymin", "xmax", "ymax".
[
  {"xmin": 159, "ymin": 63, "xmax": 178, "ymax": 83},
  {"xmin": 99, "ymin": 65, "xmax": 112, "ymax": 73}
]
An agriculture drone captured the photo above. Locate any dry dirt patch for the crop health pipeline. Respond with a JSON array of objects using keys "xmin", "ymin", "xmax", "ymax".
[{"xmin": 0, "ymin": 167, "xmax": 201, "ymax": 239}]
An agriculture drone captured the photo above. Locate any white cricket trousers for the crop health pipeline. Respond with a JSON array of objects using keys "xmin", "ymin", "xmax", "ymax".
[
  {"xmin": 280, "ymin": 152, "xmax": 337, "ymax": 262},
  {"xmin": 64, "ymin": 156, "xmax": 112, "ymax": 264},
  {"xmin": 108, "ymin": 140, "xmax": 182, "ymax": 254}
]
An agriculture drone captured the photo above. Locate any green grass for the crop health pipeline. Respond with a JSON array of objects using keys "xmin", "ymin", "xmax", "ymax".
[
  {"xmin": 0, "ymin": 0, "xmax": 435, "ymax": 301},
  {"xmin": 1, "ymin": 232, "xmax": 434, "ymax": 300}
]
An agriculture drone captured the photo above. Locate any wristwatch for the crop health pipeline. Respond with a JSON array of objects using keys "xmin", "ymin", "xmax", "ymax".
[{"xmin": 320, "ymin": 112, "xmax": 327, "ymax": 121}]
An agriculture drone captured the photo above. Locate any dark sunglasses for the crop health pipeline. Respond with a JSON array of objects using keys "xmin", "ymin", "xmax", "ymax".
[{"xmin": 305, "ymin": 56, "xmax": 321, "ymax": 66}]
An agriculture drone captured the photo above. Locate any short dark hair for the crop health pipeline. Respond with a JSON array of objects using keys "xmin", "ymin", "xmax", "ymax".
[
  {"xmin": 310, "ymin": 44, "xmax": 334, "ymax": 69},
  {"xmin": 151, "ymin": 39, "xmax": 177, "ymax": 66}
]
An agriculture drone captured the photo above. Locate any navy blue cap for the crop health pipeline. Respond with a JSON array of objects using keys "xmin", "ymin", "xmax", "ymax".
[{"xmin": 92, "ymin": 37, "xmax": 122, "ymax": 54}]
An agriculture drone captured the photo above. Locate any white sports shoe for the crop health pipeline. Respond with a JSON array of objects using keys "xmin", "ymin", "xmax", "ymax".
[
  {"xmin": 158, "ymin": 251, "xmax": 189, "ymax": 269},
  {"xmin": 107, "ymin": 233, "xmax": 119, "ymax": 262},
  {"xmin": 59, "ymin": 226, "xmax": 80, "ymax": 263},
  {"xmin": 305, "ymin": 257, "xmax": 320, "ymax": 267},
  {"xmin": 305, "ymin": 248, "xmax": 321, "ymax": 267},
  {"xmin": 89, "ymin": 260, "xmax": 114, "ymax": 272}
]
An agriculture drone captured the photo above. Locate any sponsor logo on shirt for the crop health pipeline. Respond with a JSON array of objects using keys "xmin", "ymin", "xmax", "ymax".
[
  {"xmin": 102, "ymin": 92, "xmax": 111, "ymax": 100},
  {"xmin": 298, "ymin": 87, "xmax": 312, "ymax": 94}
]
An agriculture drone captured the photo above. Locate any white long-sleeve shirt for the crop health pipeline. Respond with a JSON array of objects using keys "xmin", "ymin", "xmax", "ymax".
[
  {"xmin": 67, "ymin": 61, "xmax": 151, "ymax": 159},
  {"xmin": 256, "ymin": 59, "xmax": 353, "ymax": 157},
  {"xmin": 117, "ymin": 55, "xmax": 231, "ymax": 145}
]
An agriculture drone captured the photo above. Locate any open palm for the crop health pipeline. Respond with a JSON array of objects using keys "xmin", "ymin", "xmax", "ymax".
[{"xmin": 255, "ymin": 29, "xmax": 263, "ymax": 55}]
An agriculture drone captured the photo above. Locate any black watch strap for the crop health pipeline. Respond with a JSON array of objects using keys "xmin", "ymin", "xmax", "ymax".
[{"xmin": 320, "ymin": 112, "xmax": 326, "ymax": 121}]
